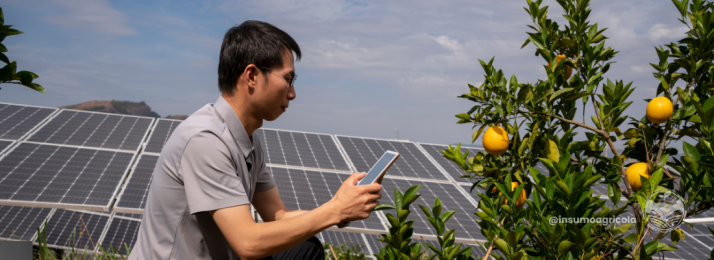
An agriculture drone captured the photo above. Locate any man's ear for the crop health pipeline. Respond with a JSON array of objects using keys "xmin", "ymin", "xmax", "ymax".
[{"xmin": 244, "ymin": 64, "xmax": 260, "ymax": 89}]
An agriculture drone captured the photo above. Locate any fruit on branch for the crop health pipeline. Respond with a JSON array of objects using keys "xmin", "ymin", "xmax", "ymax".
[
  {"xmin": 626, "ymin": 162, "xmax": 650, "ymax": 192},
  {"xmin": 646, "ymin": 96, "xmax": 673, "ymax": 124},
  {"xmin": 500, "ymin": 182, "xmax": 526, "ymax": 209},
  {"xmin": 483, "ymin": 126, "xmax": 509, "ymax": 156},
  {"xmin": 547, "ymin": 54, "xmax": 573, "ymax": 80}
]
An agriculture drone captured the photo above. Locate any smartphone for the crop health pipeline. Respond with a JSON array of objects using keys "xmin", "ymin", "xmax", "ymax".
[{"xmin": 357, "ymin": 150, "xmax": 400, "ymax": 185}]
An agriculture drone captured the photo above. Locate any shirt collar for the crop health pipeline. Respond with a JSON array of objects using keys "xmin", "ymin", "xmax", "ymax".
[{"xmin": 214, "ymin": 96, "xmax": 254, "ymax": 159}]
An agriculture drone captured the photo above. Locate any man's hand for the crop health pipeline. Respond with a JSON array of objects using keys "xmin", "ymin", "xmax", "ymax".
[{"xmin": 328, "ymin": 172, "xmax": 382, "ymax": 223}]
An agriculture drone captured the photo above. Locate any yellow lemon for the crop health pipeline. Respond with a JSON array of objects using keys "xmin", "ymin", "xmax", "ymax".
[
  {"xmin": 483, "ymin": 126, "xmax": 509, "ymax": 156},
  {"xmin": 500, "ymin": 182, "xmax": 527, "ymax": 209},
  {"xmin": 548, "ymin": 54, "xmax": 573, "ymax": 80},
  {"xmin": 646, "ymin": 97, "xmax": 673, "ymax": 124},
  {"xmin": 626, "ymin": 162, "xmax": 650, "ymax": 191}
]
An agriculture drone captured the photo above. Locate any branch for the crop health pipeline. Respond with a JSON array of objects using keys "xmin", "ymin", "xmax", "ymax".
[
  {"xmin": 655, "ymin": 79, "xmax": 697, "ymax": 164},
  {"xmin": 514, "ymin": 110, "xmax": 604, "ymax": 134}
]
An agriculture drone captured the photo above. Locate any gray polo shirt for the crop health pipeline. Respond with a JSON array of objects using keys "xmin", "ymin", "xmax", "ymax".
[{"xmin": 128, "ymin": 96, "xmax": 276, "ymax": 260}]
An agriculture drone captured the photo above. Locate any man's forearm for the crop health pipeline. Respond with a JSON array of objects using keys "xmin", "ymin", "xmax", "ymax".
[
  {"xmin": 213, "ymin": 202, "xmax": 340, "ymax": 260},
  {"xmin": 276, "ymin": 210, "xmax": 308, "ymax": 221}
]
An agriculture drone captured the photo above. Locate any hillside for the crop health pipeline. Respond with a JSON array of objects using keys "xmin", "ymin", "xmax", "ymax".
[{"xmin": 61, "ymin": 100, "xmax": 187, "ymax": 119}]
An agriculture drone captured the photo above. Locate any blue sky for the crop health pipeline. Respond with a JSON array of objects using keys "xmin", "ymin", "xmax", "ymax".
[{"xmin": 0, "ymin": 0, "xmax": 688, "ymax": 147}]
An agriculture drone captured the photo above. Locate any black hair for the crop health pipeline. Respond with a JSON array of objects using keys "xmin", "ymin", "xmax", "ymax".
[{"xmin": 218, "ymin": 20, "xmax": 301, "ymax": 95}]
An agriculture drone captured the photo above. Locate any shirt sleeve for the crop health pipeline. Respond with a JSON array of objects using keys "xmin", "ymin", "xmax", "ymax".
[
  {"xmin": 254, "ymin": 159, "xmax": 276, "ymax": 192},
  {"xmin": 181, "ymin": 131, "xmax": 250, "ymax": 214}
]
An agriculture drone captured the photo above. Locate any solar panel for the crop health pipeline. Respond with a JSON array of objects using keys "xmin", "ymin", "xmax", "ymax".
[
  {"xmin": 0, "ymin": 205, "xmax": 52, "ymax": 241},
  {"xmin": 26, "ymin": 110, "xmax": 153, "ymax": 151},
  {"xmin": 0, "ymin": 143, "xmax": 135, "ymax": 211},
  {"xmin": 256, "ymin": 129, "xmax": 351, "ymax": 171},
  {"xmin": 143, "ymin": 119, "xmax": 182, "ymax": 154},
  {"xmin": 98, "ymin": 215, "xmax": 141, "ymax": 255},
  {"xmin": 336, "ymin": 136, "xmax": 447, "ymax": 180},
  {"xmin": 38, "ymin": 209, "xmax": 109, "ymax": 252},
  {"xmin": 379, "ymin": 179, "xmax": 483, "ymax": 240},
  {"xmin": 114, "ymin": 155, "xmax": 158, "ymax": 214},
  {"xmin": 0, "ymin": 103, "xmax": 56, "ymax": 141},
  {"xmin": 0, "ymin": 140, "xmax": 13, "ymax": 155},
  {"xmin": 418, "ymin": 143, "xmax": 483, "ymax": 182},
  {"xmin": 320, "ymin": 230, "xmax": 371, "ymax": 255},
  {"xmin": 268, "ymin": 166, "xmax": 386, "ymax": 231}
]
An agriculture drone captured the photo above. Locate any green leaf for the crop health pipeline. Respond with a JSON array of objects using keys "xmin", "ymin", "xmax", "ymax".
[
  {"xmin": 623, "ymin": 233, "xmax": 637, "ymax": 244},
  {"xmin": 671, "ymin": 228, "xmax": 685, "ymax": 246},
  {"xmin": 650, "ymin": 168, "xmax": 664, "ymax": 189},
  {"xmin": 555, "ymin": 180, "xmax": 570, "ymax": 195},
  {"xmin": 549, "ymin": 88, "xmax": 574, "ymax": 102},
  {"xmin": 494, "ymin": 239, "xmax": 510, "ymax": 256},
  {"xmin": 372, "ymin": 204, "xmax": 396, "ymax": 211},
  {"xmin": 683, "ymin": 141, "xmax": 701, "ymax": 161}
]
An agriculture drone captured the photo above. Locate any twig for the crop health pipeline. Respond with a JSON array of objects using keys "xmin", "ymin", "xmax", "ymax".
[
  {"xmin": 514, "ymin": 110, "xmax": 603, "ymax": 134},
  {"xmin": 329, "ymin": 244, "xmax": 339, "ymax": 260},
  {"xmin": 75, "ymin": 212, "xmax": 96, "ymax": 250},
  {"xmin": 481, "ymin": 218, "xmax": 506, "ymax": 260}
]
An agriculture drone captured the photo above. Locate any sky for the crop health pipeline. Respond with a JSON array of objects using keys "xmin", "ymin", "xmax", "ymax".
[{"xmin": 0, "ymin": 0, "xmax": 689, "ymax": 148}]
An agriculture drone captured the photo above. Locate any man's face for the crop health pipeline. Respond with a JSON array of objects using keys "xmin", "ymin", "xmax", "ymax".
[{"xmin": 254, "ymin": 51, "xmax": 296, "ymax": 121}]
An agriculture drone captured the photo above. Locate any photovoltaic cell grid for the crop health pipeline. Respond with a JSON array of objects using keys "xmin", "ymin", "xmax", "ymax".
[
  {"xmin": 143, "ymin": 119, "xmax": 182, "ymax": 154},
  {"xmin": 320, "ymin": 230, "xmax": 371, "ymax": 255},
  {"xmin": 418, "ymin": 143, "xmax": 483, "ymax": 181},
  {"xmin": 0, "ymin": 142, "xmax": 135, "ymax": 210},
  {"xmin": 0, "ymin": 205, "xmax": 52, "ymax": 241},
  {"xmin": 115, "ymin": 155, "xmax": 159, "ymax": 213},
  {"xmin": 364, "ymin": 234, "xmax": 384, "ymax": 255},
  {"xmin": 337, "ymin": 136, "xmax": 447, "ymax": 180},
  {"xmin": 268, "ymin": 167, "xmax": 385, "ymax": 231},
  {"xmin": 99, "ymin": 216, "xmax": 141, "ymax": 255},
  {"xmin": 656, "ymin": 234, "xmax": 712, "ymax": 260},
  {"xmin": 38, "ymin": 209, "xmax": 109, "ymax": 251},
  {"xmin": 379, "ymin": 179, "xmax": 483, "ymax": 240},
  {"xmin": 27, "ymin": 110, "xmax": 153, "ymax": 151},
  {"xmin": 256, "ymin": 129, "xmax": 350, "ymax": 171},
  {"xmin": 0, "ymin": 103, "xmax": 56, "ymax": 140},
  {"xmin": 0, "ymin": 140, "xmax": 13, "ymax": 155}
]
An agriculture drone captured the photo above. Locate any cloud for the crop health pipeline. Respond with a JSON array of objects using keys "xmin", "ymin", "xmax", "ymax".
[
  {"xmin": 433, "ymin": 35, "xmax": 463, "ymax": 52},
  {"xmin": 44, "ymin": 0, "xmax": 136, "ymax": 36},
  {"xmin": 647, "ymin": 23, "xmax": 688, "ymax": 43}
]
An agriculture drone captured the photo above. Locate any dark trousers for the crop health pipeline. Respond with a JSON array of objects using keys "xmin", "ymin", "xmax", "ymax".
[{"xmin": 256, "ymin": 236, "xmax": 324, "ymax": 260}]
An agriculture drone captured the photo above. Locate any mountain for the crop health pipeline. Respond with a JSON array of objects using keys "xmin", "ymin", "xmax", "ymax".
[{"xmin": 61, "ymin": 100, "xmax": 187, "ymax": 119}]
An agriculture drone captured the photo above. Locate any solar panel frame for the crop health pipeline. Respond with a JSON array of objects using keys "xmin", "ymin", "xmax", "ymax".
[
  {"xmin": 256, "ymin": 128, "xmax": 353, "ymax": 172},
  {"xmin": 142, "ymin": 118, "xmax": 182, "ymax": 155},
  {"xmin": 0, "ymin": 206, "xmax": 54, "ymax": 241},
  {"xmin": 113, "ymin": 154, "xmax": 159, "ymax": 214},
  {"xmin": 334, "ymin": 135, "xmax": 448, "ymax": 181},
  {"xmin": 0, "ymin": 142, "xmax": 138, "ymax": 211},
  {"xmin": 0, "ymin": 102, "xmax": 58, "ymax": 141},
  {"xmin": 24, "ymin": 109, "xmax": 154, "ymax": 153}
]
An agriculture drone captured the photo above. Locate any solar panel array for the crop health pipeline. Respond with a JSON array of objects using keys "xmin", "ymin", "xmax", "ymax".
[
  {"xmin": 2, "ymin": 101, "xmax": 713, "ymax": 259},
  {"xmin": 143, "ymin": 119, "xmax": 181, "ymax": 154},
  {"xmin": 0, "ymin": 103, "xmax": 56, "ymax": 140},
  {"xmin": 256, "ymin": 128, "xmax": 351, "ymax": 171},
  {"xmin": 27, "ymin": 110, "xmax": 152, "ymax": 151},
  {"xmin": 336, "ymin": 136, "xmax": 447, "ymax": 180}
]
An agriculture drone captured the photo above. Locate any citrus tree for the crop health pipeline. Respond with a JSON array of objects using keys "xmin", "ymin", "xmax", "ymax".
[
  {"xmin": 443, "ymin": 0, "xmax": 714, "ymax": 259},
  {"xmin": 0, "ymin": 7, "xmax": 44, "ymax": 93}
]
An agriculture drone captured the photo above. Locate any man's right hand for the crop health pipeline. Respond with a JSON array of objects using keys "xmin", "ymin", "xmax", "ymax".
[{"xmin": 328, "ymin": 172, "xmax": 383, "ymax": 223}]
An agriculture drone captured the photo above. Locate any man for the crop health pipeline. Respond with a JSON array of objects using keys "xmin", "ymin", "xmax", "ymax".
[{"xmin": 129, "ymin": 20, "xmax": 382, "ymax": 260}]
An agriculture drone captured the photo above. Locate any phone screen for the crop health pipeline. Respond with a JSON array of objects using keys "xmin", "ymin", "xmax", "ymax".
[{"xmin": 358, "ymin": 152, "xmax": 398, "ymax": 185}]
